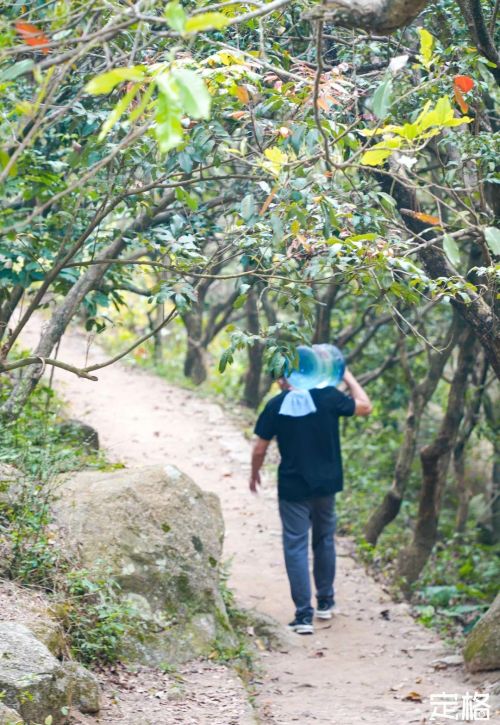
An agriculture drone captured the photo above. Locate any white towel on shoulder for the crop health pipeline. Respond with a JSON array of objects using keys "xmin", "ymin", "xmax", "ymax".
[{"xmin": 278, "ymin": 389, "xmax": 317, "ymax": 417}]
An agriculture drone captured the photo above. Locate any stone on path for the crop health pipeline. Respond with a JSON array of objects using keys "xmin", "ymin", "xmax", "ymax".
[{"xmin": 0, "ymin": 622, "xmax": 100, "ymax": 725}]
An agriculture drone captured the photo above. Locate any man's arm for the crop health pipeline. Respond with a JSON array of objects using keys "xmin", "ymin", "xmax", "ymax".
[
  {"xmin": 250, "ymin": 437, "xmax": 271, "ymax": 492},
  {"xmin": 343, "ymin": 369, "xmax": 373, "ymax": 416}
]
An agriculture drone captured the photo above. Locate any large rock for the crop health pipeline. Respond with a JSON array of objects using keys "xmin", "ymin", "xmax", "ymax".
[
  {"xmin": 54, "ymin": 464, "xmax": 235, "ymax": 665},
  {"xmin": 56, "ymin": 419, "xmax": 99, "ymax": 452},
  {"xmin": 0, "ymin": 580, "xmax": 66, "ymax": 658},
  {"xmin": 0, "ymin": 703, "xmax": 22, "ymax": 725},
  {"xmin": 0, "ymin": 622, "xmax": 100, "ymax": 724},
  {"xmin": 463, "ymin": 593, "xmax": 500, "ymax": 671}
]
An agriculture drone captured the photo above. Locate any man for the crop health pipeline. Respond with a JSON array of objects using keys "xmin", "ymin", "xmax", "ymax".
[{"xmin": 250, "ymin": 368, "xmax": 372, "ymax": 634}]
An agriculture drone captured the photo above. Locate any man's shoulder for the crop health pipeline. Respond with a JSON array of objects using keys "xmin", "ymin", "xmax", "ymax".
[
  {"xmin": 311, "ymin": 385, "xmax": 354, "ymax": 411},
  {"xmin": 264, "ymin": 390, "xmax": 288, "ymax": 411}
]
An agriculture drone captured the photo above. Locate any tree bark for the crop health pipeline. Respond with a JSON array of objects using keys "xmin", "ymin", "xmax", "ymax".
[
  {"xmin": 456, "ymin": 0, "xmax": 500, "ymax": 85},
  {"xmin": 454, "ymin": 350, "xmax": 488, "ymax": 533},
  {"xmin": 242, "ymin": 289, "xmax": 265, "ymax": 409},
  {"xmin": 182, "ymin": 302, "xmax": 208, "ymax": 385},
  {"xmin": 312, "ymin": 0, "xmax": 431, "ymax": 34},
  {"xmin": 0, "ymin": 285, "xmax": 24, "ymax": 345},
  {"xmin": 148, "ymin": 305, "xmax": 165, "ymax": 367},
  {"xmin": 484, "ymin": 385, "xmax": 500, "ymax": 543},
  {"xmin": 313, "ymin": 281, "xmax": 338, "ymax": 344},
  {"xmin": 397, "ymin": 323, "xmax": 476, "ymax": 586}
]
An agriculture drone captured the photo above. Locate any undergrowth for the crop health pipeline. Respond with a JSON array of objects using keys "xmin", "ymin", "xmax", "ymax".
[
  {"xmin": 338, "ymin": 409, "xmax": 500, "ymax": 644},
  {"xmin": 0, "ymin": 377, "xmax": 140, "ymax": 665}
]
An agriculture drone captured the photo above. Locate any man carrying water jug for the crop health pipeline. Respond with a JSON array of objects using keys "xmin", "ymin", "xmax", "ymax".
[{"xmin": 250, "ymin": 349, "xmax": 372, "ymax": 634}]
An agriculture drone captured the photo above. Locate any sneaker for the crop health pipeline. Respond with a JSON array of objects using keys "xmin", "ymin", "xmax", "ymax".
[
  {"xmin": 315, "ymin": 600, "xmax": 335, "ymax": 620},
  {"xmin": 288, "ymin": 616, "xmax": 314, "ymax": 635}
]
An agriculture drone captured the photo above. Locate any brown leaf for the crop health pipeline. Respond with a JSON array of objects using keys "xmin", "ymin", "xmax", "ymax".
[
  {"xmin": 259, "ymin": 186, "xmax": 277, "ymax": 216},
  {"xmin": 453, "ymin": 86, "xmax": 468, "ymax": 113},
  {"xmin": 401, "ymin": 209, "xmax": 441, "ymax": 225},
  {"xmin": 235, "ymin": 85, "xmax": 250, "ymax": 105},
  {"xmin": 403, "ymin": 691, "xmax": 423, "ymax": 702}
]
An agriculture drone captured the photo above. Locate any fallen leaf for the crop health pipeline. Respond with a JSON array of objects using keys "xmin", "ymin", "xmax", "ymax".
[{"xmin": 403, "ymin": 691, "xmax": 423, "ymax": 702}]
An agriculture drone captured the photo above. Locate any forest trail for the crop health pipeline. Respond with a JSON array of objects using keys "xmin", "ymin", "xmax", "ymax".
[{"xmin": 21, "ymin": 321, "xmax": 490, "ymax": 724}]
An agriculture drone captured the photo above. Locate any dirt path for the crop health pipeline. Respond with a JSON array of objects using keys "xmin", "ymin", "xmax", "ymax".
[{"xmin": 21, "ymin": 321, "xmax": 492, "ymax": 724}]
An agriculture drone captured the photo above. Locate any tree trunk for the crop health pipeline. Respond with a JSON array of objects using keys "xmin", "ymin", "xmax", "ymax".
[
  {"xmin": 183, "ymin": 304, "xmax": 208, "ymax": 385},
  {"xmin": 454, "ymin": 351, "xmax": 488, "ymax": 533},
  {"xmin": 148, "ymin": 306, "xmax": 164, "ymax": 367},
  {"xmin": 397, "ymin": 324, "xmax": 476, "ymax": 586},
  {"xmin": 0, "ymin": 234, "xmax": 127, "ymax": 421},
  {"xmin": 364, "ymin": 318, "xmax": 458, "ymax": 545},
  {"xmin": 242, "ymin": 289, "xmax": 265, "ymax": 408},
  {"xmin": 314, "ymin": 0, "xmax": 431, "ymax": 34},
  {"xmin": 0, "ymin": 285, "xmax": 24, "ymax": 346},
  {"xmin": 364, "ymin": 396, "xmax": 422, "ymax": 544},
  {"xmin": 312, "ymin": 282, "xmax": 338, "ymax": 344},
  {"xmin": 484, "ymin": 386, "xmax": 500, "ymax": 543}
]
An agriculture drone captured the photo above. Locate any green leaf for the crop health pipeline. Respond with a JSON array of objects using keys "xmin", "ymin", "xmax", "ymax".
[
  {"xmin": 219, "ymin": 349, "xmax": 234, "ymax": 373},
  {"xmin": 442, "ymin": 234, "xmax": 461, "ymax": 266},
  {"xmin": 484, "ymin": 227, "xmax": 500, "ymax": 256},
  {"xmin": 418, "ymin": 28, "xmax": 434, "ymax": 69},
  {"xmin": 240, "ymin": 193, "xmax": 256, "ymax": 221},
  {"xmin": 0, "ymin": 149, "xmax": 17, "ymax": 177},
  {"xmin": 165, "ymin": 1, "xmax": 187, "ymax": 32},
  {"xmin": 371, "ymin": 77, "xmax": 393, "ymax": 120},
  {"xmin": 184, "ymin": 12, "xmax": 229, "ymax": 33},
  {"xmin": 156, "ymin": 109, "xmax": 183, "ymax": 153},
  {"xmin": 175, "ymin": 187, "xmax": 199, "ymax": 210},
  {"xmin": 155, "ymin": 84, "xmax": 183, "ymax": 152},
  {"xmin": 172, "ymin": 68, "xmax": 211, "ymax": 119},
  {"xmin": 0, "ymin": 59, "xmax": 34, "ymax": 82},
  {"xmin": 361, "ymin": 138, "xmax": 401, "ymax": 166},
  {"xmin": 85, "ymin": 67, "xmax": 146, "ymax": 95}
]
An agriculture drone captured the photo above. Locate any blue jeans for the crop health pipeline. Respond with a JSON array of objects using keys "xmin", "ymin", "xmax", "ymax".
[{"xmin": 278, "ymin": 495, "xmax": 336, "ymax": 619}]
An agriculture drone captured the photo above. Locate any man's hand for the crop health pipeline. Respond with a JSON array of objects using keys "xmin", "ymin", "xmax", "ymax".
[
  {"xmin": 343, "ymin": 368, "xmax": 373, "ymax": 416},
  {"xmin": 250, "ymin": 437, "xmax": 270, "ymax": 494},
  {"xmin": 249, "ymin": 471, "xmax": 261, "ymax": 493}
]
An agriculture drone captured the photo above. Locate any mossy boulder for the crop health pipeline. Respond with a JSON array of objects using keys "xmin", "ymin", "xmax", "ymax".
[
  {"xmin": 54, "ymin": 464, "xmax": 235, "ymax": 665},
  {"xmin": 463, "ymin": 593, "xmax": 500, "ymax": 672},
  {"xmin": 0, "ymin": 622, "xmax": 100, "ymax": 724},
  {"xmin": 56, "ymin": 419, "xmax": 99, "ymax": 452}
]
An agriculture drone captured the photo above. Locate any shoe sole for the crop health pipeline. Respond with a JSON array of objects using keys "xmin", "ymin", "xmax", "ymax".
[
  {"xmin": 315, "ymin": 609, "xmax": 334, "ymax": 620},
  {"xmin": 288, "ymin": 624, "xmax": 314, "ymax": 635}
]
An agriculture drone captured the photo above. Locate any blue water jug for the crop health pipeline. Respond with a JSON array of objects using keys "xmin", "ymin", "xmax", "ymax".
[{"xmin": 286, "ymin": 344, "xmax": 345, "ymax": 390}]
